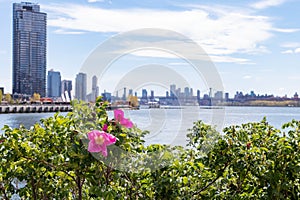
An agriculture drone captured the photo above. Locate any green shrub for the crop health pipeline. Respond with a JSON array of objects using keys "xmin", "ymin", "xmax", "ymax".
[{"xmin": 0, "ymin": 98, "xmax": 299, "ymax": 199}]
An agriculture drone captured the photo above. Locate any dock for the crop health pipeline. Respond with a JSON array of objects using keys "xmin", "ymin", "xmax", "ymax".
[{"xmin": 0, "ymin": 104, "xmax": 72, "ymax": 114}]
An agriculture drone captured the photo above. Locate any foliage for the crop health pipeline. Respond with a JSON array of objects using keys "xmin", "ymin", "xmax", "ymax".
[
  {"xmin": 0, "ymin": 90, "xmax": 2, "ymax": 104},
  {"xmin": 0, "ymin": 98, "xmax": 300, "ymax": 199},
  {"xmin": 4, "ymin": 93, "xmax": 12, "ymax": 104},
  {"xmin": 31, "ymin": 93, "xmax": 41, "ymax": 102},
  {"xmin": 127, "ymin": 95, "xmax": 139, "ymax": 108}
]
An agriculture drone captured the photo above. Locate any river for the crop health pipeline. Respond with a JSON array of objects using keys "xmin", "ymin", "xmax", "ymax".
[{"xmin": 0, "ymin": 106, "xmax": 299, "ymax": 146}]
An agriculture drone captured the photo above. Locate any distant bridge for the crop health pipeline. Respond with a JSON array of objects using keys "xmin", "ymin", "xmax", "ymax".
[{"xmin": 0, "ymin": 104, "xmax": 72, "ymax": 114}]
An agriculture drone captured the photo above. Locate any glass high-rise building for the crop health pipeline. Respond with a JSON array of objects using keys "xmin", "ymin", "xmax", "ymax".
[
  {"xmin": 75, "ymin": 72, "xmax": 87, "ymax": 101},
  {"xmin": 13, "ymin": 2, "xmax": 47, "ymax": 97},
  {"xmin": 61, "ymin": 80, "xmax": 72, "ymax": 101},
  {"xmin": 47, "ymin": 70, "xmax": 61, "ymax": 98},
  {"xmin": 91, "ymin": 75, "xmax": 99, "ymax": 102}
]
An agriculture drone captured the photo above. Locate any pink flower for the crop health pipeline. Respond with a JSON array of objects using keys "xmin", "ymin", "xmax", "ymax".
[
  {"xmin": 102, "ymin": 124, "xmax": 108, "ymax": 132},
  {"xmin": 87, "ymin": 130, "xmax": 117, "ymax": 157},
  {"xmin": 114, "ymin": 109, "xmax": 133, "ymax": 128}
]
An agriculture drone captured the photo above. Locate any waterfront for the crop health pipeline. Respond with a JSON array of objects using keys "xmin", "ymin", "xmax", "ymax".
[{"xmin": 1, "ymin": 106, "xmax": 300, "ymax": 146}]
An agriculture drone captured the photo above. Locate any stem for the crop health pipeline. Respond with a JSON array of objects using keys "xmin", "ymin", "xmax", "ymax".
[
  {"xmin": 192, "ymin": 162, "xmax": 229, "ymax": 196},
  {"xmin": 76, "ymin": 173, "xmax": 82, "ymax": 200},
  {"xmin": 0, "ymin": 182, "xmax": 9, "ymax": 200},
  {"xmin": 31, "ymin": 176, "xmax": 37, "ymax": 200}
]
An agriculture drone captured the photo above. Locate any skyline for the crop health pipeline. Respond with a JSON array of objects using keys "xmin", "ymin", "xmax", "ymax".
[{"xmin": 1, "ymin": 0, "xmax": 300, "ymax": 98}]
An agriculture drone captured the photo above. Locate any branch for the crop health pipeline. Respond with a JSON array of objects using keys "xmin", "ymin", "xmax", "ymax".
[
  {"xmin": 0, "ymin": 182, "xmax": 9, "ymax": 200},
  {"xmin": 23, "ymin": 156, "xmax": 76, "ymax": 182},
  {"xmin": 192, "ymin": 162, "xmax": 229, "ymax": 196}
]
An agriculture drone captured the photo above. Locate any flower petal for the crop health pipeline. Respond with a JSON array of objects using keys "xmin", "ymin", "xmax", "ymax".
[
  {"xmin": 114, "ymin": 109, "xmax": 124, "ymax": 121},
  {"xmin": 88, "ymin": 140, "xmax": 101, "ymax": 152},
  {"xmin": 120, "ymin": 119, "xmax": 133, "ymax": 128},
  {"xmin": 87, "ymin": 130, "xmax": 100, "ymax": 141},
  {"xmin": 103, "ymin": 132, "xmax": 117, "ymax": 144},
  {"xmin": 114, "ymin": 109, "xmax": 133, "ymax": 128},
  {"xmin": 99, "ymin": 145, "xmax": 108, "ymax": 157},
  {"xmin": 102, "ymin": 124, "xmax": 108, "ymax": 132},
  {"xmin": 87, "ymin": 130, "xmax": 117, "ymax": 156}
]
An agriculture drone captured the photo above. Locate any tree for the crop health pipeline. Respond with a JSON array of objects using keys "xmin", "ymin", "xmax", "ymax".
[
  {"xmin": 128, "ymin": 95, "xmax": 139, "ymax": 108},
  {"xmin": 0, "ymin": 90, "xmax": 2, "ymax": 104},
  {"xmin": 31, "ymin": 93, "xmax": 40, "ymax": 102},
  {"xmin": 5, "ymin": 93, "xmax": 12, "ymax": 104}
]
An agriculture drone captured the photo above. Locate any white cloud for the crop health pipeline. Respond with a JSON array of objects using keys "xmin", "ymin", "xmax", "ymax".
[
  {"xmin": 87, "ymin": 0, "xmax": 105, "ymax": 3},
  {"xmin": 281, "ymin": 50, "xmax": 294, "ymax": 54},
  {"xmin": 43, "ymin": 3, "xmax": 294, "ymax": 63},
  {"xmin": 53, "ymin": 29, "xmax": 86, "ymax": 35},
  {"xmin": 251, "ymin": 0, "xmax": 288, "ymax": 9},
  {"xmin": 281, "ymin": 48, "xmax": 300, "ymax": 54},
  {"xmin": 281, "ymin": 42, "xmax": 300, "ymax": 54},
  {"xmin": 281, "ymin": 42, "xmax": 300, "ymax": 48},
  {"xmin": 210, "ymin": 55, "xmax": 252, "ymax": 64},
  {"xmin": 295, "ymin": 48, "xmax": 300, "ymax": 53},
  {"xmin": 272, "ymin": 28, "xmax": 299, "ymax": 33},
  {"xmin": 243, "ymin": 75, "xmax": 252, "ymax": 79},
  {"xmin": 131, "ymin": 50, "xmax": 251, "ymax": 64},
  {"xmin": 130, "ymin": 50, "xmax": 178, "ymax": 59}
]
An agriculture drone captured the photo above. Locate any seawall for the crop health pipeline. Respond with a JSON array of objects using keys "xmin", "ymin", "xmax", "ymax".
[{"xmin": 0, "ymin": 104, "xmax": 72, "ymax": 114}]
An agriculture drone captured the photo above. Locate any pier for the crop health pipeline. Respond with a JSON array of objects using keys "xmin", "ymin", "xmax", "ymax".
[{"xmin": 0, "ymin": 104, "xmax": 72, "ymax": 114}]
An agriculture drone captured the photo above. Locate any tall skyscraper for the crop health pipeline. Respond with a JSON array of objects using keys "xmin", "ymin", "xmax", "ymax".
[
  {"xmin": 184, "ymin": 87, "xmax": 190, "ymax": 97},
  {"xmin": 47, "ymin": 70, "xmax": 61, "ymax": 97},
  {"xmin": 142, "ymin": 89, "xmax": 148, "ymax": 98},
  {"xmin": 92, "ymin": 75, "xmax": 99, "ymax": 102},
  {"xmin": 75, "ymin": 72, "xmax": 87, "ymax": 101},
  {"xmin": 170, "ymin": 84, "xmax": 176, "ymax": 98},
  {"xmin": 61, "ymin": 80, "xmax": 72, "ymax": 101},
  {"xmin": 12, "ymin": 2, "xmax": 47, "ymax": 97}
]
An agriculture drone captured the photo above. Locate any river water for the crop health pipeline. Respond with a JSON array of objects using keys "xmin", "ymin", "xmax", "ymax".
[{"xmin": 0, "ymin": 106, "xmax": 299, "ymax": 146}]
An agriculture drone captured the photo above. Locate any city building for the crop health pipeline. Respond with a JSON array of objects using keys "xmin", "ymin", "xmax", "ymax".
[
  {"xmin": 294, "ymin": 92, "xmax": 299, "ymax": 99},
  {"xmin": 190, "ymin": 88, "xmax": 193, "ymax": 97},
  {"xmin": 170, "ymin": 84, "xmax": 176, "ymax": 98},
  {"xmin": 214, "ymin": 91, "xmax": 223, "ymax": 101},
  {"xmin": 91, "ymin": 75, "xmax": 99, "ymax": 102},
  {"xmin": 140, "ymin": 89, "xmax": 148, "ymax": 104},
  {"xmin": 75, "ymin": 72, "xmax": 87, "ymax": 101},
  {"xmin": 184, "ymin": 87, "xmax": 190, "ymax": 97},
  {"xmin": 47, "ymin": 70, "xmax": 61, "ymax": 98},
  {"xmin": 197, "ymin": 90, "xmax": 201, "ymax": 100},
  {"xmin": 122, "ymin": 87, "xmax": 127, "ymax": 101},
  {"xmin": 225, "ymin": 92, "xmax": 229, "ymax": 102},
  {"xmin": 12, "ymin": 2, "xmax": 47, "ymax": 97},
  {"xmin": 61, "ymin": 80, "xmax": 72, "ymax": 101},
  {"xmin": 150, "ymin": 90, "xmax": 154, "ymax": 100},
  {"xmin": 128, "ymin": 89, "xmax": 133, "ymax": 96},
  {"xmin": 102, "ymin": 91, "xmax": 112, "ymax": 102},
  {"xmin": 86, "ymin": 76, "xmax": 99, "ymax": 102},
  {"xmin": 142, "ymin": 89, "xmax": 148, "ymax": 99}
]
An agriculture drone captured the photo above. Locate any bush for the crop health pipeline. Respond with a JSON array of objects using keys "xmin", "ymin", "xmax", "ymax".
[{"xmin": 0, "ymin": 98, "xmax": 299, "ymax": 199}]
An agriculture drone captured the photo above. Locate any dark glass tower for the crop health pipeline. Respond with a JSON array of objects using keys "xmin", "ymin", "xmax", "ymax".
[
  {"xmin": 47, "ymin": 70, "xmax": 61, "ymax": 98},
  {"xmin": 13, "ymin": 2, "xmax": 47, "ymax": 97}
]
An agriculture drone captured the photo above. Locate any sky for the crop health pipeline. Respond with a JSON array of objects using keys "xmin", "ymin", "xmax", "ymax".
[{"xmin": 1, "ymin": 0, "xmax": 300, "ymax": 98}]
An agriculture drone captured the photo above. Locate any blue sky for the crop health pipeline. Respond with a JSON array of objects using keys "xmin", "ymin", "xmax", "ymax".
[{"xmin": 1, "ymin": 0, "xmax": 300, "ymax": 97}]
